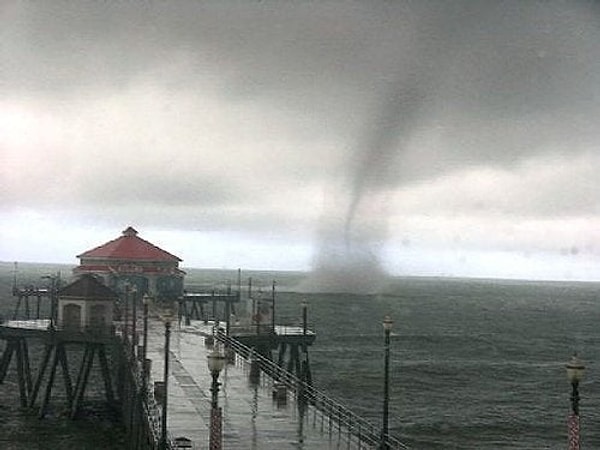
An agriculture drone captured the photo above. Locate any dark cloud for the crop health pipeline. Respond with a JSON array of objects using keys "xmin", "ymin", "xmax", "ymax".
[
  {"xmin": 3, "ymin": 1, "xmax": 600, "ymax": 280},
  {"xmin": 82, "ymin": 172, "xmax": 235, "ymax": 207},
  {"xmin": 5, "ymin": 1, "xmax": 599, "ymax": 148}
]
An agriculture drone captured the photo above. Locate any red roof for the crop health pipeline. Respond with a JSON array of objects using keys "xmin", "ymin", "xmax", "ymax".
[
  {"xmin": 77, "ymin": 227, "xmax": 182, "ymax": 262},
  {"xmin": 74, "ymin": 264, "xmax": 186, "ymax": 276}
]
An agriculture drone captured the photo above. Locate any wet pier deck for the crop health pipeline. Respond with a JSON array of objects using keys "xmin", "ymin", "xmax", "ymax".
[{"xmin": 146, "ymin": 319, "xmax": 363, "ymax": 449}]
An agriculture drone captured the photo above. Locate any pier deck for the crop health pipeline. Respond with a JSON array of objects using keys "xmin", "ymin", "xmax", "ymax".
[{"xmin": 146, "ymin": 319, "xmax": 363, "ymax": 449}]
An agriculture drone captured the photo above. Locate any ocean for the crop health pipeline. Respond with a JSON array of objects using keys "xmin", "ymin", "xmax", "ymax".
[
  {"xmin": 274, "ymin": 277, "xmax": 600, "ymax": 449},
  {"xmin": 1, "ymin": 263, "xmax": 599, "ymax": 449}
]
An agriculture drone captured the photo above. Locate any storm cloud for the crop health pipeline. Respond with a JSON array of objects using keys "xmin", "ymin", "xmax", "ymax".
[{"xmin": 2, "ymin": 1, "xmax": 600, "ymax": 282}]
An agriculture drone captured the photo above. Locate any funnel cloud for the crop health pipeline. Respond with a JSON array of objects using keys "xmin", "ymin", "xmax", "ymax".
[{"xmin": 304, "ymin": 81, "xmax": 427, "ymax": 293}]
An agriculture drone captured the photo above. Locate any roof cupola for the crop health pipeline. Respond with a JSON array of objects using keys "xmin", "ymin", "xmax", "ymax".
[{"xmin": 122, "ymin": 226, "xmax": 138, "ymax": 237}]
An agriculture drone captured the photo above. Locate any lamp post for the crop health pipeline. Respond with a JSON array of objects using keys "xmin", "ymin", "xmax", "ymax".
[
  {"xmin": 137, "ymin": 294, "xmax": 150, "ymax": 450},
  {"xmin": 41, "ymin": 274, "xmax": 59, "ymax": 328},
  {"xmin": 255, "ymin": 292, "xmax": 262, "ymax": 335},
  {"xmin": 301, "ymin": 299, "xmax": 309, "ymax": 384},
  {"xmin": 271, "ymin": 280, "xmax": 276, "ymax": 335},
  {"xmin": 124, "ymin": 284, "xmax": 130, "ymax": 346},
  {"xmin": 131, "ymin": 286, "xmax": 138, "ymax": 358},
  {"xmin": 160, "ymin": 313, "xmax": 173, "ymax": 450},
  {"xmin": 141, "ymin": 295, "xmax": 150, "ymax": 395},
  {"xmin": 566, "ymin": 354, "xmax": 585, "ymax": 450},
  {"xmin": 381, "ymin": 316, "xmax": 393, "ymax": 450},
  {"xmin": 207, "ymin": 348, "xmax": 226, "ymax": 450},
  {"xmin": 302, "ymin": 299, "xmax": 308, "ymax": 339},
  {"xmin": 142, "ymin": 295, "xmax": 149, "ymax": 368}
]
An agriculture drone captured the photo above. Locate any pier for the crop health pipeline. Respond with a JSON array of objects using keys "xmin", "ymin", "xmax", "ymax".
[
  {"xmin": 2, "ymin": 229, "xmax": 407, "ymax": 449},
  {"xmin": 1, "ymin": 288, "xmax": 408, "ymax": 449}
]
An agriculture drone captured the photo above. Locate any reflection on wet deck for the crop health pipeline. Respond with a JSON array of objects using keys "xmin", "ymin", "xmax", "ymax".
[{"xmin": 145, "ymin": 320, "xmax": 364, "ymax": 450}]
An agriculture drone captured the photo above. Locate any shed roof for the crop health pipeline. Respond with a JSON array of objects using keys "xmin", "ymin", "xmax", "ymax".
[
  {"xmin": 59, "ymin": 274, "xmax": 117, "ymax": 299},
  {"xmin": 77, "ymin": 226, "xmax": 182, "ymax": 262}
]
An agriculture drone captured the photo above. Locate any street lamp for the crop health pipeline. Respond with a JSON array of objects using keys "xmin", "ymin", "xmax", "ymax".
[
  {"xmin": 141, "ymin": 295, "xmax": 150, "ymax": 389},
  {"xmin": 123, "ymin": 284, "xmax": 130, "ymax": 346},
  {"xmin": 207, "ymin": 348, "xmax": 226, "ymax": 450},
  {"xmin": 136, "ymin": 294, "xmax": 151, "ymax": 450},
  {"xmin": 381, "ymin": 316, "xmax": 393, "ymax": 450},
  {"xmin": 131, "ymin": 285, "xmax": 138, "ymax": 357},
  {"xmin": 142, "ymin": 295, "xmax": 150, "ymax": 367},
  {"xmin": 41, "ymin": 274, "xmax": 59, "ymax": 327},
  {"xmin": 271, "ymin": 280, "xmax": 276, "ymax": 335},
  {"xmin": 255, "ymin": 291, "xmax": 262, "ymax": 335},
  {"xmin": 301, "ymin": 299, "xmax": 308, "ymax": 339},
  {"xmin": 300, "ymin": 299, "xmax": 310, "ymax": 387},
  {"xmin": 566, "ymin": 354, "xmax": 585, "ymax": 450},
  {"xmin": 160, "ymin": 313, "xmax": 174, "ymax": 450}
]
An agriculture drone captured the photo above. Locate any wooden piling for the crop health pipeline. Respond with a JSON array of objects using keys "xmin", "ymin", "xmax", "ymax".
[{"xmin": 29, "ymin": 344, "xmax": 52, "ymax": 408}]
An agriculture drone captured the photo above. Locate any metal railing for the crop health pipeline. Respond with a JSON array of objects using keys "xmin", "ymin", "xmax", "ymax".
[
  {"xmin": 216, "ymin": 330, "xmax": 409, "ymax": 450},
  {"xmin": 3, "ymin": 319, "xmax": 51, "ymax": 329},
  {"xmin": 143, "ymin": 370, "xmax": 163, "ymax": 445},
  {"xmin": 120, "ymin": 334, "xmax": 177, "ymax": 450},
  {"xmin": 227, "ymin": 323, "xmax": 316, "ymax": 336}
]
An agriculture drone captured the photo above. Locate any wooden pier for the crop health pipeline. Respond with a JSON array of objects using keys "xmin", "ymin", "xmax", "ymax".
[
  {"xmin": 2, "ymin": 273, "xmax": 408, "ymax": 450},
  {"xmin": 0, "ymin": 321, "xmax": 116, "ymax": 418}
]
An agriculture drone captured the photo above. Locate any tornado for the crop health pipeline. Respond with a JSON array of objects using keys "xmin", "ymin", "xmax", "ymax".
[{"xmin": 302, "ymin": 79, "xmax": 426, "ymax": 294}]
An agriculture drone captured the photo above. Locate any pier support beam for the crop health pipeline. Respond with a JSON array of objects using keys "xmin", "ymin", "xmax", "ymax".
[
  {"xmin": 36, "ymin": 342, "xmax": 74, "ymax": 417},
  {"xmin": 70, "ymin": 343, "xmax": 114, "ymax": 419},
  {"xmin": 0, "ymin": 337, "xmax": 32, "ymax": 407},
  {"xmin": 275, "ymin": 341, "xmax": 304, "ymax": 379},
  {"xmin": 30, "ymin": 340, "xmax": 113, "ymax": 419}
]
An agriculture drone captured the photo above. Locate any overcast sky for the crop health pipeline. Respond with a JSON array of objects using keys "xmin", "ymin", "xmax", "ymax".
[{"xmin": 2, "ymin": 1, "xmax": 600, "ymax": 283}]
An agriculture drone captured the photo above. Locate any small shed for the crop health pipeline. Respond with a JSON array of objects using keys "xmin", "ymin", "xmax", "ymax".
[{"xmin": 58, "ymin": 274, "xmax": 117, "ymax": 332}]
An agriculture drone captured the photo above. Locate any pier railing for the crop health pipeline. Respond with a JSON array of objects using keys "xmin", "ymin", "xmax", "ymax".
[
  {"xmin": 216, "ymin": 330, "xmax": 409, "ymax": 450},
  {"xmin": 118, "ymin": 333, "xmax": 177, "ymax": 450}
]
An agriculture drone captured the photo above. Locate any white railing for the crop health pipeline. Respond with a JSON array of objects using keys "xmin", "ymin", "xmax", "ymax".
[
  {"xmin": 216, "ymin": 330, "xmax": 409, "ymax": 450},
  {"xmin": 4, "ymin": 319, "xmax": 51, "ymax": 329}
]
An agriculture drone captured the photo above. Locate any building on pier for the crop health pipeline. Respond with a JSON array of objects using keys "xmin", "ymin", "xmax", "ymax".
[
  {"xmin": 58, "ymin": 274, "xmax": 117, "ymax": 332},
  {"xmin": 74, "ymin": 226, "xmax": 185, "ymax": 301}
]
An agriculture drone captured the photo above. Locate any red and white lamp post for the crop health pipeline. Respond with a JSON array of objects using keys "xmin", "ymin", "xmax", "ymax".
[
  {"xmin": 566, "ymin": 354, "xmax": 585, "ymax": 450},
  {"xmin": 208, "ymin": 348, "xmax": 226, "ymax": 450}
]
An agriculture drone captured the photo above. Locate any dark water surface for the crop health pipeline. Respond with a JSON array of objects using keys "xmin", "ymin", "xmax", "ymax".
[
  {"xmin": 2, "ymin": 264, "xmax": 599, "ymax": 449},
  {"xmin": 274, "ymin": 277, "xmax": 600, "ymax": 449}
]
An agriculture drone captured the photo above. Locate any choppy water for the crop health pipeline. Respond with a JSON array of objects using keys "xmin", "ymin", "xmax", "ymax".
[
  {"xmin": 274, "ymin": 277, "xmax": 600, "ymax": 449},
  {"xmin": 2, "ymin": 264, "xmax": 599, "ymax": 449}
]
